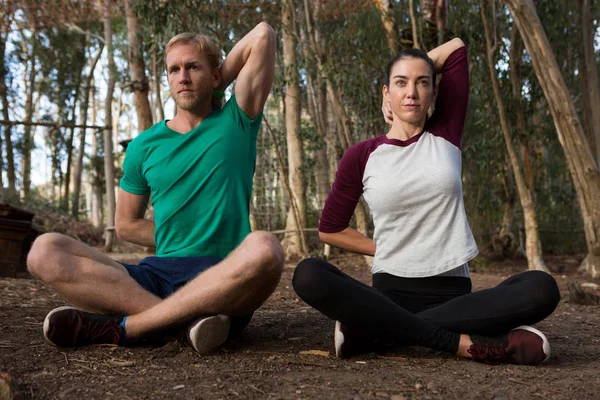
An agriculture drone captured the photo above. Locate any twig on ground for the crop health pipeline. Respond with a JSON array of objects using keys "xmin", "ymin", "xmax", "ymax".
[
  {"xmin": 284, "ymin": 360, "xmax": 335, "ymax": 368},
  {"xmin": 507, "ymin": 378, "xmax": 557, "ymax": 393},
  {"xmin": 508, "ymin": 377, "xmax": 531, "ymax": 386},
  {"xmin": 104, "ymin": 364, "xmax": 130, "ymax": 376},
  {"xmin": 299, "ymin": 383, "xmax": 418, "ymax": 392},
  {"xmin": 249, "ymin": 384, "xmax": 266, "ymax": 395}
]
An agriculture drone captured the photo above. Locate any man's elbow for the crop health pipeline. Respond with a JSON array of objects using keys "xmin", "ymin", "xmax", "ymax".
[
  {"xmin": 256, "ymin": 22, "xmax": 275, "ymax": 39},
  {"xmin": 115, "ymin": 221, "xmax": 130, "ymax": 242},
  {"xmin": 255, "ymin": 22, "xmax": 275, "ymax": 48}
]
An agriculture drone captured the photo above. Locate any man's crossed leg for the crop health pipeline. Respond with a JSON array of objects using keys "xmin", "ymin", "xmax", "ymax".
[{"xmin": 27, "ymin": 231, "xmax": 284, "ymax": 354}]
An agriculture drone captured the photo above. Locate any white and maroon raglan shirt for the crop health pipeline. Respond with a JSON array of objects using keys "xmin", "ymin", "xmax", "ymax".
[{"xmin": 319, "ymin": 47, "xmax": 478, "ymax": 278}]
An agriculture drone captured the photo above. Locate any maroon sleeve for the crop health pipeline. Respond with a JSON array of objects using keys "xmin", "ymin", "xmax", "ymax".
[
  {"xmin": 426, "ymin": 46, "xmax": 469, "ymax": 148},
  {"xmin": 319, "ymin": 142, "xmax": 370, "ymax": 233}
]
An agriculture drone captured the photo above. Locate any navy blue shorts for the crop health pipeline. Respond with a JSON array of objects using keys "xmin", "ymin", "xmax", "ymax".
[
  {"xmin": 121, "ymin": 256, "xmax": 252, "ymax": 336},
  {"xmin": 121, "ymin": 256, "xmax": 223, "ymax": 298}
]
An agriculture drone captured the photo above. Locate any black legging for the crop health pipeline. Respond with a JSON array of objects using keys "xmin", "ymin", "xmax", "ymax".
[{"xmin": 292, "ymin": 258, "xmax": 561, "ymax": 355}]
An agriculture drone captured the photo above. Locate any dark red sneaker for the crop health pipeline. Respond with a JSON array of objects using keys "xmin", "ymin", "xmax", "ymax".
[
  {"xmin": 334, "ymin": 321, "xmax": 375, "ymax": 358},
  {"xmin": 43, "ymin": 306, "xmax": 124, "ymax": 347},
  {"xmin": 468, "ymin": 325, "xmax": 551, "ymax": 366}
]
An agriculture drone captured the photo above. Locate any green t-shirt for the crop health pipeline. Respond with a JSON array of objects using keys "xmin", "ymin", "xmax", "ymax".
[{"xmin": 120, "ymin": 95, "xmax": 262, "ymax": 258}]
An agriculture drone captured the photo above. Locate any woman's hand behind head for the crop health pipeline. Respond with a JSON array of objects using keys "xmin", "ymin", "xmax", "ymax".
[{"xmin": 382, "ymin": 98, "xmax": 393, "ymax": 125}]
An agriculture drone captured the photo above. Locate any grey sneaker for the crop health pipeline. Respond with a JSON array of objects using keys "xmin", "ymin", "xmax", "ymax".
[{"xmin": 186, "ymin": 315, "xmax": 231, "ymax": 354}]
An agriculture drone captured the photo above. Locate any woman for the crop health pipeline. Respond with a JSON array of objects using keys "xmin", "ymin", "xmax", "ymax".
[{"xmin": 292, "ymin": 38, "xmax": 560, "ymax": 365}]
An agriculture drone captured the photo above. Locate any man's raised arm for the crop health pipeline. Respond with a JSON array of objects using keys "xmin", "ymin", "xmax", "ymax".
[{"xmin": 217, "ymin": 22, "xmax": 276, "ymax": 119}]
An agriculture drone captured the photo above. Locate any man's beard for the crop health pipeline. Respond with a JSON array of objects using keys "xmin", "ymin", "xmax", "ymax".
[{"xmin": 174, "ymin": 93, "xmax": 202, "ymax": 111}]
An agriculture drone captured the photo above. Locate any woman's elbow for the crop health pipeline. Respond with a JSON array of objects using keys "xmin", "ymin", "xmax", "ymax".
[
  {"xmin": 451, "ymin": 37, "xmax": 465, "ymax": 48},
  {"xmin": 318, "ymin": 231, "xmax": 330, "ymax": 244}
]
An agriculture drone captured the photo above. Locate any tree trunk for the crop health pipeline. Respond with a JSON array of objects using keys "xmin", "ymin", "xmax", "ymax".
[
  {"xmin": 62, "ymin": 53, "xmax": 85, "ymax": 212},
  {"xmin": 576, "ymin": 0, "xmax": 600, "ymax": 167},
  {"xmin": 103, "ymin": 0, "xmax": 117, "ymax": 251},
  {"xmin": 421, "ymin": 0, "xmax": 435, "ymax": 21},
  {"xmin": 281, "ymin": 0, "xmax": 307, "ymax": 259},
  {"xmin": 113, "ymin": 90, "xmax": 123, "ymax": 150},
  {"xmin": 420, "ymin": 0, "xmax": 443, "ymax": 50},
  {"xmin": 21, "ymin": 31, "xmax": 37, "ymax": 203},
  {"xmin": 409, "ymin": 0, "xmax": 421, "ymax": 49},
  {"xmin": 50, "ymin": 76, "xmax": 64, "ymax": 205},
  {"xmin": 73, "ymin": 41, "xmax": 104, "ymax": 219},
  {"xmin": 497, "ymin": 164, "xmax": 518, "ymax": 256},
  {"xmin": 436, "ymin": 0, "xmax": 447, "ymax": 46},
  {"xmin": 576, "ymin": 10, "xmax": 593, "ymax": 149},
  {"xmin": 252, "ymin": 124, "xmax": 266, "ymax": 231},
  {"xmin": 152, "ymin": 38, "xmax": 165, "ymax": 122},
  {"xmin": 326, "ymin": 83, "xmax": 354, "ymax": 150},
  {"xmin": 375, "ymin": 0, "xmax": 401, "ymax": 55},
  {"xmin": 49, "ymin": 124, "xmax": 61, "ymax": 206},
  {"xmin": 509, "ymin": 29, "xmax": 537, "ymax": 221},
  {"xmin": 481, "ymin": 0, "xmax": 547, "ymax": 271},
  {"xmin": 125, "ymin": 0, "xmax": 153, "ymax": 132},
  {"xmin": 302, "ymin": 0, "xmax": 351, "ymax": 151},
  {"xmin": 0, "ymin": 28, "xmax": 16, "ymax": 199},
  {"xmin": 313, "ymin": 83, "xmax": 331, "ymax": 208},
  {"xmin": 300, "ymin": 24, "xmax": 330, "ymax": 210},
  {"xmin": 503, "ymin": 0, "xmax": 600, "ymax": 277},
  {"xmin": 0, "ymin": 117, "xmax": 3, "ymax": 190},
  {"xmin": 62, "ymin": 124, "xmax": 75, "ymax": 211},
  {"xmin": 87, "ymin": 80, "xmax": 103, "ymax": 226},
  {"xmin": 307, "ymin": 76, "xmax": 332, "ymax": 261}
]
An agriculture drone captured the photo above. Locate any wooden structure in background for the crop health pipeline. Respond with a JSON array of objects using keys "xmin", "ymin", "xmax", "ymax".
[{"xmin": 0, "ymin": 204, "xmax": 43, "ymax": 278}]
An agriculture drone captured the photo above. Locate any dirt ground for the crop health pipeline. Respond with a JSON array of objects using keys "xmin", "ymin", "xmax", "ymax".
[{"xmin": 1, "ymin": 253, "xmax": 599, "ymax": 400}]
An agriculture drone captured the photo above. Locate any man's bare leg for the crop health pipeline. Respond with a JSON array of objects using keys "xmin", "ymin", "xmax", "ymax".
[
  {"xmin": 124, "ymin": 231, "xmax": 284, "ymax": 339},
  {"xmin": 27, "ymin": 233, "xmax": 161, "ymax": 315}
]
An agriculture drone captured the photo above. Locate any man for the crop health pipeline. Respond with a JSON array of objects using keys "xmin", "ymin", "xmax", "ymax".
[{"xmin": 27, "ymin": 22, "xmax": 284, "ymax": 354}]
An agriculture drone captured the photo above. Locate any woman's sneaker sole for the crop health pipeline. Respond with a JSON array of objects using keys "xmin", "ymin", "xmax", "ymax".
[{"xmin": 334, "ymin": 321, "xmax": 348, "ymax": 358}]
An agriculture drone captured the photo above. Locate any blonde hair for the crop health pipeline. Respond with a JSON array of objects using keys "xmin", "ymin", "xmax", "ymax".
[{"xmin": 164, "ymin": 33, "xmax": 221, "ymax": 70}]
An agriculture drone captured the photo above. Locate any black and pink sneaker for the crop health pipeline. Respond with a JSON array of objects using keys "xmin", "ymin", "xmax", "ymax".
[
  {"xmin": 469, "ymin": 325, "xmax": 551, "ymax": 366},
  {"xmin": 43, "ymin": 306, "xmax": 124, "ymax": 347}
]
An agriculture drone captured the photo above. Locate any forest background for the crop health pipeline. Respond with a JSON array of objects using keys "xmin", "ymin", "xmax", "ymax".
[{"xmin": 1, "ymin": 0, "xmax": 600, "ymax": 277}]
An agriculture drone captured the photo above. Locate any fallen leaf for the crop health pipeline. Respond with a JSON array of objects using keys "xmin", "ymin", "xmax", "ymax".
[
  {"xmin": 107, "ymin": 360, "xmax": 135, "ymax": 367},
  {"xmin": 376, "ymin": 355, "xmax": 408, "ymax": 361},
  {"xmin": 299, "ymin": 350, "xmax": 330, "ymax": 357}
]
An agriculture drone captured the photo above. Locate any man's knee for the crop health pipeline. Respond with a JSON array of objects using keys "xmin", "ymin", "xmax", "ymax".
[
  {"xmin": 242, "ymin": 231, "xmax": 284, "ymax": 279},
  {"xmin": 27, "ymin": 233, "xmax": 72, "ymax": 283}
]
